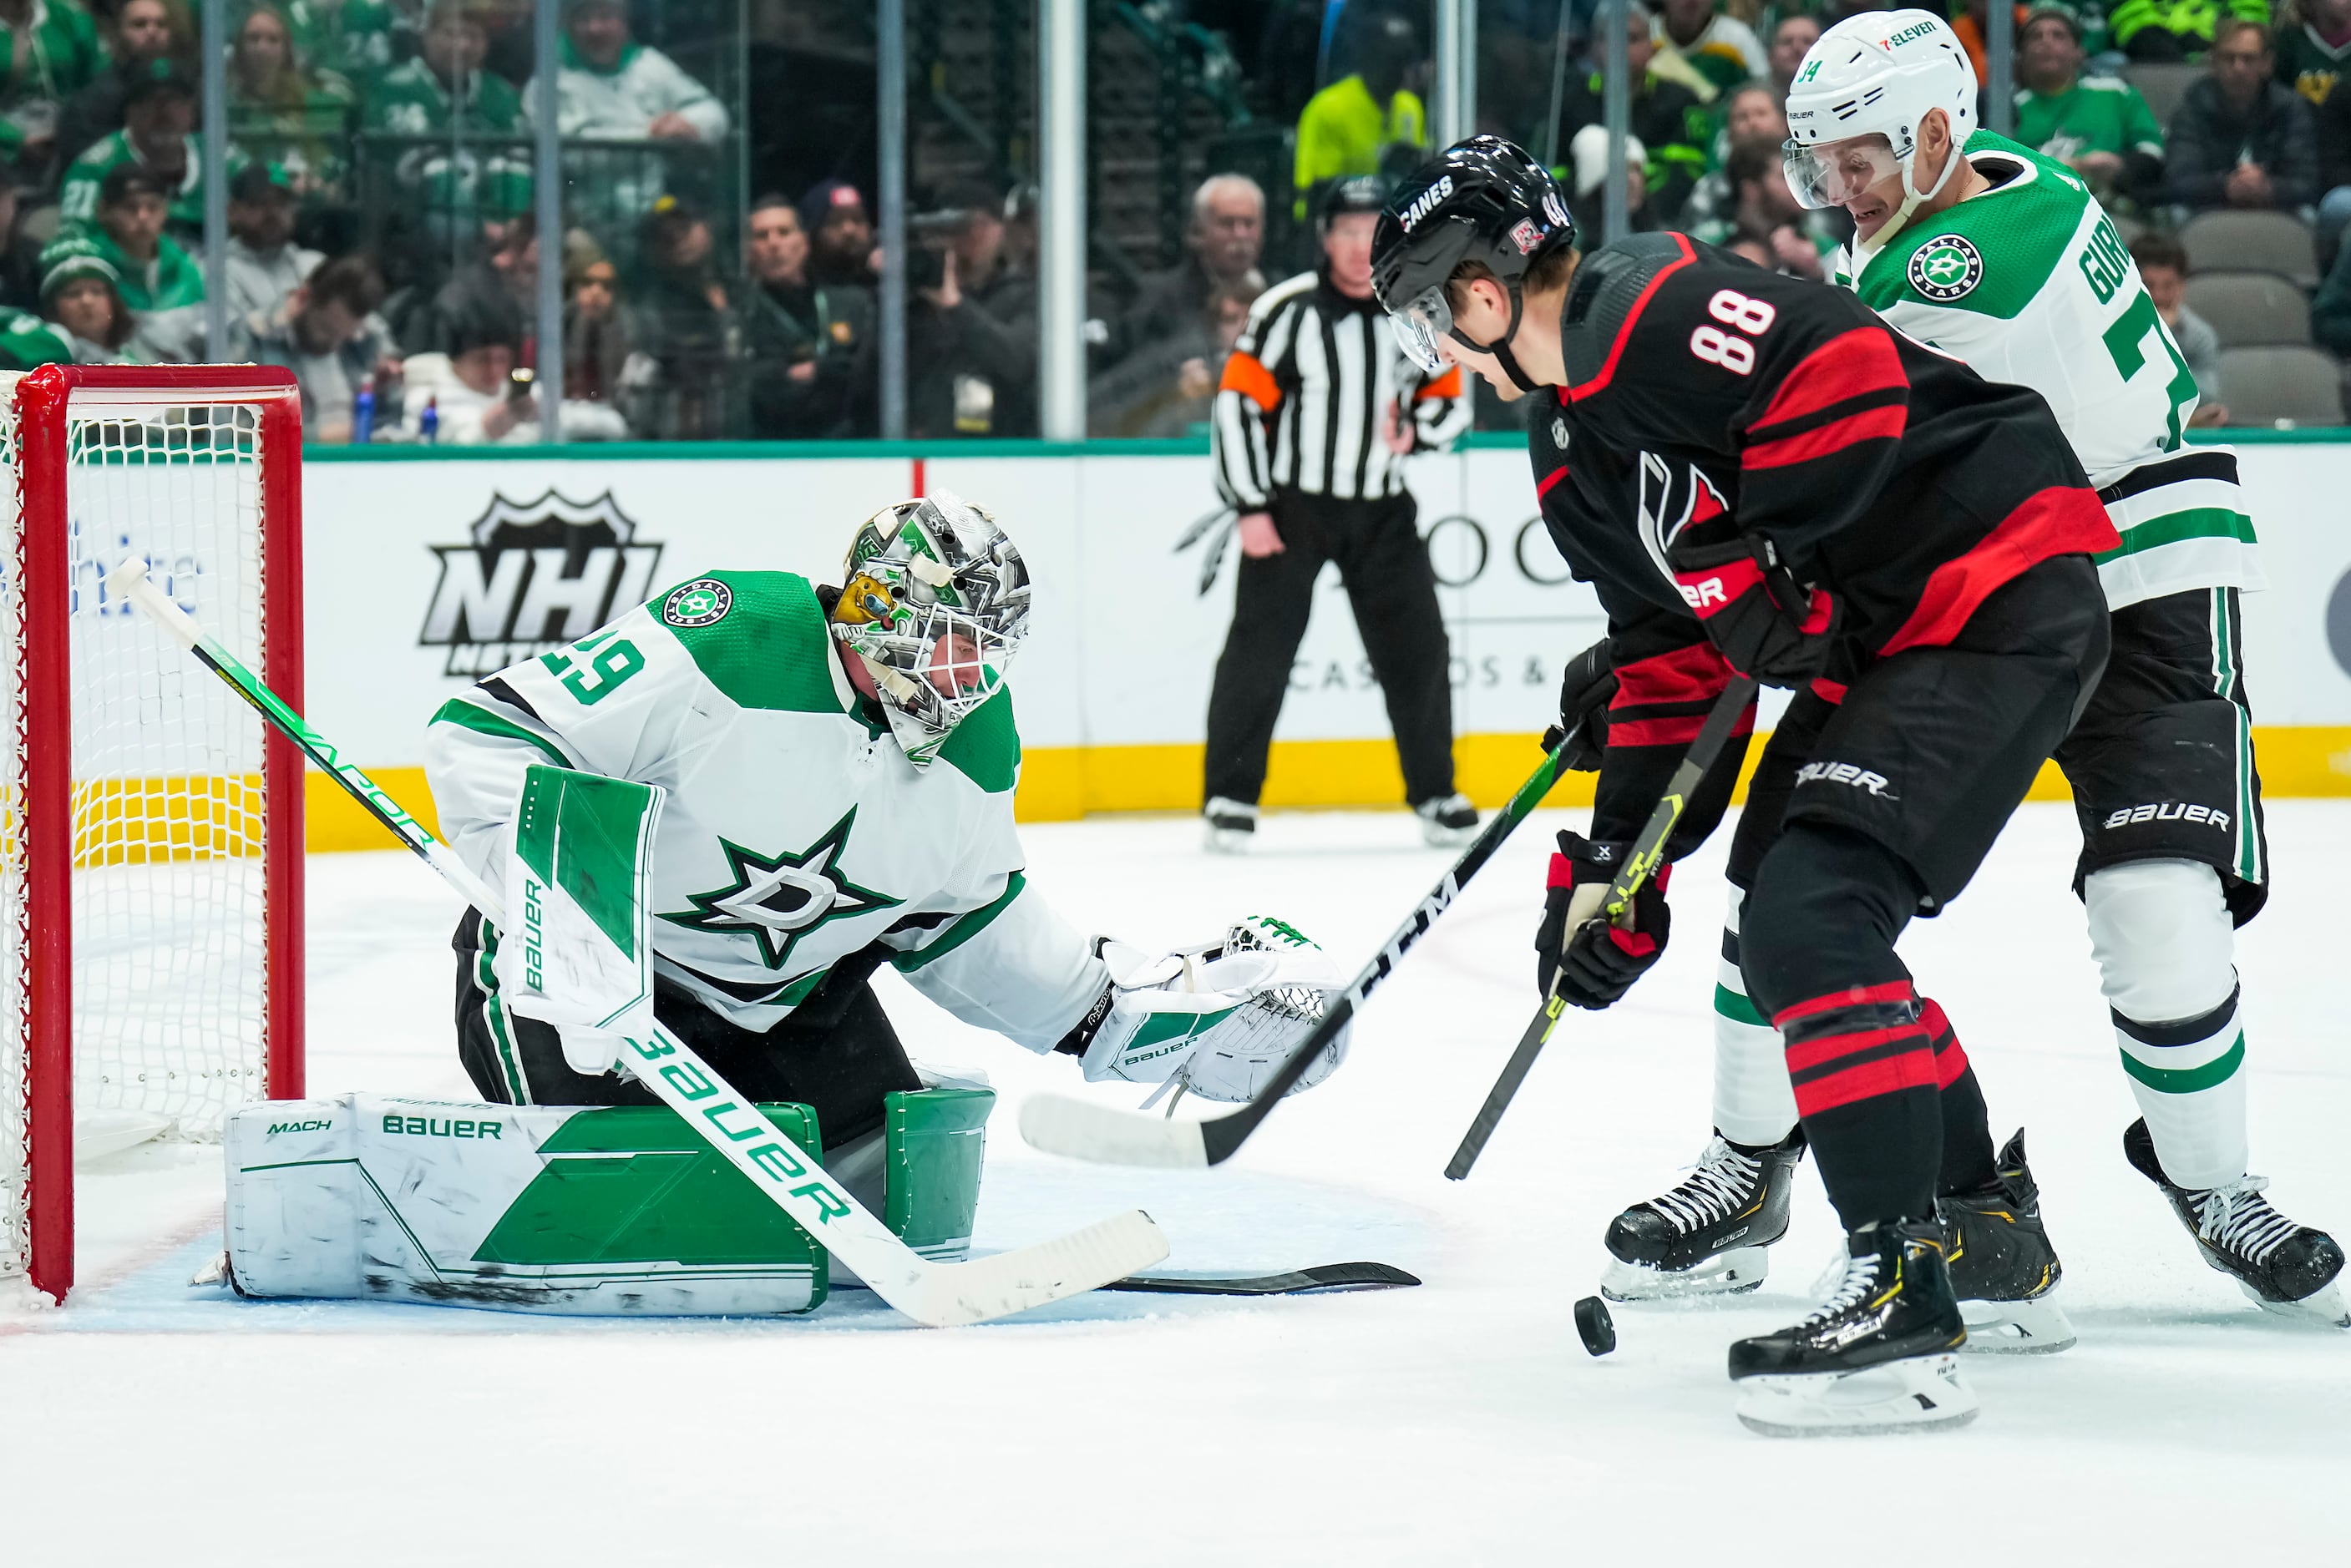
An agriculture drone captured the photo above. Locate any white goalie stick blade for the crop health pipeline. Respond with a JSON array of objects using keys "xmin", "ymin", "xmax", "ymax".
[
  {"xmin": 1961, "ymin": 1292, "xmax": 2078, "ymax": 1354},
  {"xmin": 899, "ymin": 1210, "xmax": 1171, "ymax": 1327},
  {"xmin": 1019, "ymin": 1093, "xmax": 1212, "ymax": 1170},
  {"xmin": 1735, "ymin": 1354, "xmax": 1981, "ymax": 1439}
]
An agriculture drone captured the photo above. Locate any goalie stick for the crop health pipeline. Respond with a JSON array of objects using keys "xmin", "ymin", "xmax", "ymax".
[
  {"xmin": 1102, "ymin": 1261, "xmax": 1420, "ymax": 1296},
  {"xmin": 1444, "ymin": 675, "xmax": 1759, "ymax": 1180},
  {"xmin": 1017, "ymin": 740, "xmax": 1574, "ymax": 1169},
  {"xmin": 110, "ymin": 559, "xmax": 1168, "ymax": 1328}
]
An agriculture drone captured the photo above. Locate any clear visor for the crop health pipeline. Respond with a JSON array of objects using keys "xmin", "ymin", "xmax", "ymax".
[
  {"xmin": 1386, "ymin": 283, "xmax": 1454, "ymax": 374},
  {"xmin": 1781, "ymin": 134, "xmax": 1903, "ymax": 211}
]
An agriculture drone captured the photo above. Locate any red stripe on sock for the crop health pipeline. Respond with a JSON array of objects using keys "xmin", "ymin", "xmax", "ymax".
[
  {"xmin": 1783, "ymin": 1024, "xmax": 1920, "ymax": 1075},
  {"xmin": 1772, "ymin": 980, "xmax": 1916, "ymax": 1029},
  {"xmin": 1791, "ymin": 1049, "xmax": 1941, "ymax": 1116},
  {"xmin": 1918, "ymin": 997, "xmax": 1969, "ymax": 1086}
]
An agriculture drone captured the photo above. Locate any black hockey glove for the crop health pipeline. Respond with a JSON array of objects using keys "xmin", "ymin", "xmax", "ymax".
[
  {"xmin": 1535, "ymin": 831, "xmax": 1672, "ymax": 1009},
  {"xmin": 1669, "ymin": 539, "xmax": 1836, "ymax": 688},
  {"xmin": 1539, "ymin": 638, "xmax": 1617, "ymax": 771}
]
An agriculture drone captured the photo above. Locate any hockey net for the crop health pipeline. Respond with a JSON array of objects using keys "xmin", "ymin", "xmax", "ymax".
[{"xmin": 0, "ymin": 367, "xmax": 305, "ymax": 1306}]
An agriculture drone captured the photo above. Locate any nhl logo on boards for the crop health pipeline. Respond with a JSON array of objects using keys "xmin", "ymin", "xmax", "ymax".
[
  {"xmin": 664, "ymin": 578, "xmax": 732, "ymax": 628},
  {"xmin": 1908, "ymin": 234, "xmax": 1984, "ymax": 301},
  {"xmin": 1510, "ymin": 218, "xmax": 1542, "ymax": 254},
  {"xmin": 418, "ymin": 489, "xmax": 665, "ymax": 678}
]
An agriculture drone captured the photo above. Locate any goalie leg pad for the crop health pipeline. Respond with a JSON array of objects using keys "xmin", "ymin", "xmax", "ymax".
[
  {"xmin": 2085, "ymin": 858, "xmax": 2248, "ymax": 1190},
  {"xmin": 226, "ymin": 1086, "xmax": 995, "ymax": 1315}
]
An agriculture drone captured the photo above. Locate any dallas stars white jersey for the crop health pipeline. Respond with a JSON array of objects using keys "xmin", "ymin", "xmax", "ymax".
[
  {"xmin": 424, "ymin": 569, "xmax": 1103, "ymax": 1049},
  {"xmin": 1833, "ymin": 130, "xmax": 2260, "ymax": 609}
]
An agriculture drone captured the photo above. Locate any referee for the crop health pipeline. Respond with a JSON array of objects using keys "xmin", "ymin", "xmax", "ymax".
[{"xmin": 1203, "ymin": 175, "xmax": 1474, "ymax": 853}]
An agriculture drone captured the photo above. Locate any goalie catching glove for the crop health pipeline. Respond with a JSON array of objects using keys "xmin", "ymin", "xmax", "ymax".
[
  {"xmin": 1064, "ymin": 914, "xmax": 1350, "ymax": 1102},
  {"xmin": 1537, "ymin": 832, "xmax": 1671, "ymax": 1009}
]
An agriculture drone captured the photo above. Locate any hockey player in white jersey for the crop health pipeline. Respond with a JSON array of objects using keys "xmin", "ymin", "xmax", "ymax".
[
  {"xmin": 1589, "ymin": 11, "xmax": 2343, "ymax": 1332},
  {"xmin": 425, "ymin": 492, "xmax": 1350, "ymax": 1166}
]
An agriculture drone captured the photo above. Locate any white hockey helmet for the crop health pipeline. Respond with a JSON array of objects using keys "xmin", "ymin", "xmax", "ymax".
[
  {"xmin": 831, "ymin": 490, "xmax": 1031, "ymax": 767},
  {"xmin": 1781, "ymin": 10, "xmax": 1977, "ymax": 245}
]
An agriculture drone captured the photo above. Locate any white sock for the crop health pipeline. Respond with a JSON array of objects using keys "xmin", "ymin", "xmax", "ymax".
[
  {"xmin": 1712, "ymin": 890, "xmax": 1797, "ymax": 1148},
  {"xmin": 2086, "ymin": 859, "xmax": 2249, "ymax": 1190}
]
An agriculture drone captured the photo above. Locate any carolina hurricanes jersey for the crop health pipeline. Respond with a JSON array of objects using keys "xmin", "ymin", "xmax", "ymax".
[
  {"xmin": 1528, "ymin": 232, "xmax": 2118, "ymax": 848},
  {"xmin": 1833, "ymin": 129, "xmax": 2259, "ymax": 609},
  {"xmin": 424, "ymin": 569, "xmax": 1104, "ymax": 1049}
]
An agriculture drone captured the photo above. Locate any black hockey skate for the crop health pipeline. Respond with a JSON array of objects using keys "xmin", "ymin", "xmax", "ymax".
[
  {"xmin": 1599, "ymin": 1128, "xmax": 1805, "ymax": 1302},
  {"xmin": 1728, "ymin": 1220, "xmax": 1977, "ymax": 1437},
  {"xmin": 1938, "ymin": 1129, "xmax": 2076, "ymax": 1354},
  {"xmin": 2123, "ymin": 1118, "xmax": 2348, "ymax": 1328}
]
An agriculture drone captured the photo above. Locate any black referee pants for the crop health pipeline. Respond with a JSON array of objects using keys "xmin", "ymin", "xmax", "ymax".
[{"xmin": 1203, "ymin": 488, "xmax": 1456, "ymax": 807}]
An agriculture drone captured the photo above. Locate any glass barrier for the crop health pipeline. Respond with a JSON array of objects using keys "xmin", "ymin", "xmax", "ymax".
[{"xmin": 0, "ymin": 2, "xmax": 2329, "ymax": 439}]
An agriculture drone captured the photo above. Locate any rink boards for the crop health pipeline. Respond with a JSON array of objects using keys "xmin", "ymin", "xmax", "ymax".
[{"xmin": 263, "ymin": 436, "xmax": 2351, "ymax": 848}]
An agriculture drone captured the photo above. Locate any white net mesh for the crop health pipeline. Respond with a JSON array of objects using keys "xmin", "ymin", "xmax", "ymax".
[{"xmin": 2, "ymin": 374, "xmax": 280, "ymax": 1288}]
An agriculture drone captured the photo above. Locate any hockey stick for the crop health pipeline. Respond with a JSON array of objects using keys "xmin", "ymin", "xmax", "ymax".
[
  {"xmin": 1444, "ymin": 675, "xmax": 1758, "ymax": 1180},
  {"xmin": 110, "ymin": 559, "xmax": 1168, "ymax": 1328},
  {"xmin": 1102, "ymin": 1262, "xmax": 1420, "ymax": 1296},
  {"xmin": 1017, "ymin": 741, "xmax": 1574, "ymax": 1169}
]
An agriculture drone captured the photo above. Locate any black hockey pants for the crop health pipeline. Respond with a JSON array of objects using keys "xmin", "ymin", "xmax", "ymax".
[
  {"xmin": 1203, "ymin": 488, "xmax": 1457, "ymax": 807},
  {"xmin": 452, "ymin": 911, "xmax": 922, "ymax": 1151}
]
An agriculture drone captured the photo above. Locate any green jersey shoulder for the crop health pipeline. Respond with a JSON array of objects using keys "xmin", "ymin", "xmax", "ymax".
[{"xmin": 1852, "ymin": 133, "xmax": 2090, "ymax": 321}]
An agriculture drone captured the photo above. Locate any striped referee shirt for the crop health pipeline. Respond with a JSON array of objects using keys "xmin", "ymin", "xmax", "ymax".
[{"xmin": 1213, "ymin": 270, "xmax": 1470, "ymax": 509}]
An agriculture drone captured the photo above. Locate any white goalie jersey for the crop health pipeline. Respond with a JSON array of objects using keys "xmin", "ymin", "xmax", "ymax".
[
  {"xmin": 423, "ymin": 569, "xmax": 1106, "ymax": 1049},
  {"xmin": 1833, "ymin": 130, "xmax": 2261, "ymax": 610}
]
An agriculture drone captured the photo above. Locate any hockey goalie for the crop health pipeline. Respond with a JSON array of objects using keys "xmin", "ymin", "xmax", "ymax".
[{"xmin": 221, "ymin": 492, "xmax": 1350, "ymax": 1315}]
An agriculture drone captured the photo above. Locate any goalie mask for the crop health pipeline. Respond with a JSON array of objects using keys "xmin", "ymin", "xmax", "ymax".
[{"xmin": 831, "ymin": 490, "xmax": 1032, "ymax": 767}]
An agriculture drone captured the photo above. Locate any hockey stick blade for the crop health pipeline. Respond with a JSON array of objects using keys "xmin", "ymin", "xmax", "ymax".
[
  {"xmin": 1103, "ymin": 1261, "xmax": 1421, "ymax": 1296},
  {"xmin": 1445, "ymin": 675, "xmax": 1759, "ymax": 1180},
  {"xmin": 110, "ymin": 558, "xmax": 1170, "ymax": 1327},
  {"xmin": 1020, "ymin": 746, "xmax": 1571, "ymax": 1169}
]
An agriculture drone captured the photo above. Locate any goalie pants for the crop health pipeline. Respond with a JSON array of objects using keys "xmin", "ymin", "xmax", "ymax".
[
  {"xmin": 452, "ymin": 911, "xmax": 921, "ymax": 1150},
  {"xmin": 1203, "ymin": 488, "xmax": 1457, "ymax": 808},
  {"xmin": 1726, "ymin": 556, "xmax": 2110, "ymax": 1232}
]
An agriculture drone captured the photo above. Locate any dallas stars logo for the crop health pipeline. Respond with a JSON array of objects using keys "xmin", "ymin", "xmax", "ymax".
[
  {"xmin": 1907, "ymin": 234, "xmax": 1984, "ymax": 302},
  {"xmin": 658, "ymin": 808, "xmax": 900, "ymax": 969}
]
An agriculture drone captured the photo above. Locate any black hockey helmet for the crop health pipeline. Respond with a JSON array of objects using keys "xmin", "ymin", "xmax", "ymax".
[
  {"xmin": 1371, "ymin": 134, "xmax": 1576, "ymax": 389},
  {"xmin": 1320, "ymin": 173, "xmax": 1391, "ymax": 225}
]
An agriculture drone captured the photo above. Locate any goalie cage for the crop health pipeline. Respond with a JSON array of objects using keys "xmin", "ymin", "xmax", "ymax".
[{"xmin": 1, "ymin": 365, "xmax": 306, "ymax": 1307}]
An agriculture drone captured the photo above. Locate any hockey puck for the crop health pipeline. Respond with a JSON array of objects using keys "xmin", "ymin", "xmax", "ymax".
[{"xmin": 1573, "ymin": 1294, "xmax": 1616, "ymax": 1356}]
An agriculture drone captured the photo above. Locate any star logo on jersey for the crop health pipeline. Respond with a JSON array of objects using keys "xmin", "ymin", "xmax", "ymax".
[
  {"xmin": 657, "ymin": 809, "xmax": 902, "ymax": 969},
  {"xmin": 1908, "ymin": 235, "xmax": 1984, "ymax": 302},
  {"xmin": 662, "ymin": 578, "xmax": 732, "ymax": 627}
]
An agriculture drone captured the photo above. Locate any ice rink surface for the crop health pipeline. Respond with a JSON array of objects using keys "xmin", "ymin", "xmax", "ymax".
[{"xmin": 7, "ymin": 800, "xmax": 2348, "ymax": 1565}]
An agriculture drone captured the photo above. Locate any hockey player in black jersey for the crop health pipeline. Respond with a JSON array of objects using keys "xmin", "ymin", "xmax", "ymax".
[{"xmin": 1373, "ymin": 137, "xmax": 2120, "ymax": 1435}]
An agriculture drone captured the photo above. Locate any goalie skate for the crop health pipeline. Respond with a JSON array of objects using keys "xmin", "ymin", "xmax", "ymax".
[
  {"xmin": 1730, "ymin": 1221, "xmax": 1978, "ymax": 1439},
  {"xmin": 1939, "ymin": 1129, "xmax": 2076, "ymax": 1354},
  {"xmin": 2124, "ymin": 1119, "xmax": 2349, "ymax": 1328},
  {"xmin": 1599, "ymin": 1129, "xmax": 1803, "ymax": 1302}
]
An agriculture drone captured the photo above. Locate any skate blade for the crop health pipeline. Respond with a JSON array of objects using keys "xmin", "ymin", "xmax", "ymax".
[
  {"xmin": 1961, "ymin": 1291, "xmax": 2078, "ymax": 1355},
  {"xmin": 1600, "ymin": 1247, "xmax": 1768, "ymax": 1303},
  {"xmin": 2242, "ymin": 1278, "xmax": 2351, "ymax": 1329},
  {"xmin": 1735, "ymin": 1354, "xmax": 1980, "ymax": 1439}
]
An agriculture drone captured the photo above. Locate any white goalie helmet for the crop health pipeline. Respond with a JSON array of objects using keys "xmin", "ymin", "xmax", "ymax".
[
  {"xmin": 1781, "ymin": 10, "xmax": 1977, "ymax": 247},
  {"xmin": 831, "ymin": 489, "xmax": 1032, "ymax": 767}
]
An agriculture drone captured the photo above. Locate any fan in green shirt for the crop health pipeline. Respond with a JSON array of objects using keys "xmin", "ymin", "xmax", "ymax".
[
  {"xmin": 58, "ymin": 58, "xmax": 207, "ymax": 236},
  {"xmin": 0, "ymin": 0, "xmax": 106, "ymax": 174},
  {"xmin": 2274, "ymin": 0, "xmax": 2351, "ymax": 108},
  {"xmin": 1292, "ymin": 12, "xmax": 1426, "ymax": 216},
  {"xmin": 365, "ymin": 2, "xmax": 526, "ymax": 135},
  {"xmin": 286, "ymin": 0, "xmax": 405, "ymax": 94},
  {"xmin": 0, "ymin": 305, "xmax": 72, "ymax": 370},
  {"xmin": 2014, "ymin": 6, "xmax": 2166, "ymax": 205}
]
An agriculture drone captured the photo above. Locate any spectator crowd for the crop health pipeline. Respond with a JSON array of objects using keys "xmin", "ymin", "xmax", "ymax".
[{"xmin": 3, "ymin": 0, "xmax": 2347, "ymax": 437}]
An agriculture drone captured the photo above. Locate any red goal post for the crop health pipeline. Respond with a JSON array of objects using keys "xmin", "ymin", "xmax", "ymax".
[{"xmin": 4, "ymin": 365, "xmax": 307, "ymax": 1306}]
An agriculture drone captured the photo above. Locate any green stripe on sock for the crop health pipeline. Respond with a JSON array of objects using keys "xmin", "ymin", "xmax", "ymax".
[
  {"xmin": 2091, "ymin": 507, "xmax": 2257, "ymax": 564},
  {"xmin": 2119, "ymin": 1033, "xmax": 2245, "ymax": 1095},
  {"xmin": 1714, "ymin": 984, "xmax": 1770, "ymax": 1029}
]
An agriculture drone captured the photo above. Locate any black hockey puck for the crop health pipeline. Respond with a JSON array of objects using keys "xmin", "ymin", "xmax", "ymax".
[{"xmin": 1573, "ymin": 1294, "xmax": 1616, "ymax": 1356}]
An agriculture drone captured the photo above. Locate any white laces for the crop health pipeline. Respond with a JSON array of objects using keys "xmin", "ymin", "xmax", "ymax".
[
  {"xmin": 1648, "ymin": 1138, "xmax": 1764, "ymax": 1234},
  {"xmin": 1804, "ymin": 1249, "xmax": 1882, "ymax": 1326},
  {"xmin": 2196, "ymin": 1176, "xmax": 2301, "ymax": 1266}
]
